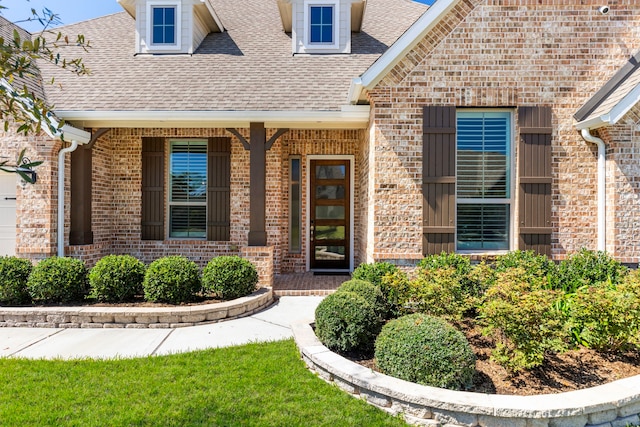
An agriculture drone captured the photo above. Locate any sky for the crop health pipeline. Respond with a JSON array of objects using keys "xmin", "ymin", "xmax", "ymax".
[{"xmin": 1, "ymin": 0, "xmax": 435, "ymax": 33}]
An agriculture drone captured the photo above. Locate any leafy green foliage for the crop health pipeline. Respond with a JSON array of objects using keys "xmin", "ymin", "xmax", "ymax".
[
  {"xmin": 379, "ymin": 269, "xmax": 411, "ymax": 317},
  {"xmin": 27, "ymin": 257, "xmax": 89, "ymax": 304},
  {"xmin": 352, "ymin": 262, "xmax": 399, "ymax": 288},
  {"xmin": 557, "ymin": 249, "xmax": 627, "ymax": 293},
  {"xmin": 565, "ymin": 271, "xmax": 640, "ymax": 352},
  {"xmin": 407, "ymin": 268, "xmax": 470, "ymax": 320},
  {"xmin": 143, "ymin": 256, "xmax": 201, "ymax": 304},
  {"xmin": 418, "ymin": 252, "xmax": 487, "ymax": 300},
  {"xmin": 315, "ymin": 291, "xmax": 382, "ymax": 353},
  {"xmin": 375, "ymin": 313, "xmax": 475, "ymax": 390},
  {"xmin": 479, "ymin": 268, "xmax": 566, "ymax": 372},
  {"xmin": 88, "ymin": 255, "xmax": 145, "ymax": 303},
  {"xmin": 202, "ymin": 256, "xmax": 258, "ymax": 300},
  {"xmin": 0, "ymin": 256, "xmax": 32, "ymax": 305},
  {"xmin": 336, "ymin": 279, "xmax": 388, "ymax": 319},
  {"xmin": 493, "ymin": 250, "xmax": 558, "ymax": 287}
]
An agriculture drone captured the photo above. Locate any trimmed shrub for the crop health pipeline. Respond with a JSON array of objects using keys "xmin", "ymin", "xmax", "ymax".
[
  {"xmin": 379, "ymin": 269, "xmax": 411, "ymax": 317},
  {"xmin": 336, "ymin": 279, "xmax": 387, "ymax": 319},
  {"xmin": 375, "ymin": 313, "xmax": 475, "ymax": 390},
  {"xmin": 407, "ymin": 268, "xmax": 470, "ymax": 320},
  {"xmin": 565, "ymin": 271, "xmax": 640, "ymax": 352},
  {"xmin": 557, "ymin": 249, "xmax": 627, "ymax": 293},
  {"xmin": 479, "ymin": 268, "xmax": 566, "ymax": 372},
  {"xmin": 493, "ymin": 250, "xmax": 558, "ymax": 287},
  {"xmin": 27, "ymin": 257, "xmax": 89, "ymax": 304},
  {"xmin": 315, "ymin": 291, "xmax": 381, "ymax": 353},
  {"xmin": 352, "ymin": 262, "xmax": 399, "ymax": 288},
  {"xmin": 0, "ymin": 256, "xmax": 32, "ymax": 305},
  {"xmin": 88, "ymin": 255, "xmax": 146, "ymax": 302},
  {"xmin": 202, "ymin": 256, "xmax": 258, "ymax": 300},
  {"xmin": 417, "ymin": 252, "xmax": 486, "ymax": 300},
  {"xmin": 143, "ymin": 256, "xmax": 201, "ymax": 304}
]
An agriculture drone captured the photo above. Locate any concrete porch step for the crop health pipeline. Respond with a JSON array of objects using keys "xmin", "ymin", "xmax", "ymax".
[{"xmin": 273, "ymin": 272, "xmax": 351, "ymax": 296}]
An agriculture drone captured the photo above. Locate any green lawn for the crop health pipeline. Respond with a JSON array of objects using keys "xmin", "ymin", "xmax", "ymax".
[{"xmin": 0, "ymin": 339, "xmax": 406, "ymax": 427}]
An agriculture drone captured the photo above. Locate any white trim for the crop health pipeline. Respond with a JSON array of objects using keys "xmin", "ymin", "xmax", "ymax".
[
  {"xmin": 146, "ymin": 0, "xmax": 182, "ymax": 51},
  {"xmin": 55, "ymin": 107, "xmax": 371, "ymax": 129},
  {"xmin": 348, "ymin": 0, "xmax": 460, "ymax": 103},
  {"xmin": 576, "ymin": 83, "xmax": 640, "ymax": 130},
  {"xmin": 306, "ymin": 155, "xmax": 355, "ymax": 272},
  {"xmin": 303, "ymin": 0, "xmax": 340, "ymax": 51}
]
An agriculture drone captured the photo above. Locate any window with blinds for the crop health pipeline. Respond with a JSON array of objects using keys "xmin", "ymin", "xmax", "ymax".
[
  {"xmin": 169, "ymin": 140, "xmax": 207, "ymax": 238},
  {"xmin": 456, "ymin": 111, "xmax": 511, "ymax": 251}
]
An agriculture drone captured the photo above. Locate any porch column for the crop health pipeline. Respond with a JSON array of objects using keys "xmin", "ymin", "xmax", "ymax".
[{"xmin": 249, "ymin": 122, "xmax": 267, "ymax": 246}]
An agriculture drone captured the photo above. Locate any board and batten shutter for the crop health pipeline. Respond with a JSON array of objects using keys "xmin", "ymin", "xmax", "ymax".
[
  {"xmin": 423, "ymin": 106, "xmax": 456, "ymax": 255},
  {"xmin": 207, "ymin": 137, "xmax": 231, "ymax": 241},
  {"xmin": 518, "ymin": 107, "xmax": 553, "ymax": 256},
  {"xmin": 141, "ymin": 137, "xmax": 165, "ymax": 240}
]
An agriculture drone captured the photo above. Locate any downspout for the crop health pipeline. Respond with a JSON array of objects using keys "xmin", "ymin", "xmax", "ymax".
[
  {"xmin": 58, "ymin": 140, "xmax": 79, "ymax": 257},
  {"xmin": 580, "ymin": 128, "xmax": 606, "ymax": 251}
]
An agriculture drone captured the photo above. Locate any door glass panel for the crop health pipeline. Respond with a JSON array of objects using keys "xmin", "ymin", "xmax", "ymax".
[
  {"xmin": 316, "ymin": 185, "xmax": 345, "ymax": 200},
  {"xmin": 315, "ymin": 246, "xmax": 346, "ymax": 261},
  {"xmin": 315, "ymin": 226, "xmax": 345, "ymax": 241},
  {"xmin": 316, "ymin": 205, "xmax": 345, "ymax": 220},
  {"xmin": 315, "ymin": 165, "xmax": 345, "ymax": 179}
]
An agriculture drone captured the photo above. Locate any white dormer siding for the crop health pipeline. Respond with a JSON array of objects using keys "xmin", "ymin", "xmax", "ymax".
[
  {"xmin": 118, "ymin": 0, "xmax": 223, "ymax": 55},
  {"xmin": 282, "ymin": 0, "xmax": 365, "ymax": 55}
]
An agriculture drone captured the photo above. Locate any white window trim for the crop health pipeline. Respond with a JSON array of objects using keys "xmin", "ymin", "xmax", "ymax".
[
  {"xmin": 167, "ymin": 139, "xmax": 207, "ymax": 240},
  {"xmin": 146, "ymin": 0, "xmax": 182, "ymax": 51},
  {"xmin": 303, "ymin": 0, "xmax": 340, "ymax": 51},
  {"xmin": 454, "ymin": 109, "xmax": 516, "ymax": 255}
]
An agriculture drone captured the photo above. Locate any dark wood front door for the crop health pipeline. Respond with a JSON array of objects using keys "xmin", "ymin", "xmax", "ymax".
[{"xmin": 310, "ymin": 159, "xmax": 350, "ymax": 270}]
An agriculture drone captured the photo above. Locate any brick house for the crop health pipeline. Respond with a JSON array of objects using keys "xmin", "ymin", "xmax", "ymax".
[{"xmin": 2, "ymin": 0, "xmax": 640, "ymax": 285}]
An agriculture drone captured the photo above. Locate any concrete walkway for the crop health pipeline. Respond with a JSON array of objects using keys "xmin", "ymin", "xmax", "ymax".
[{"xmin": 0, "ymin": 296, "xmax": 323, "ymax": 360}]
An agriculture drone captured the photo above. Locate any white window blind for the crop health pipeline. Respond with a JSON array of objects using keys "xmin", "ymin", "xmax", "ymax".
[{"xmin": 169, "ymin": 141, "xmax": 207, "ymax": 238}]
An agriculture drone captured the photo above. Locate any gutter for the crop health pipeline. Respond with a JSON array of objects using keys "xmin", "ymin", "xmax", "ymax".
[{"xmin": 580, "ymin": 129, "xmax": 606, "ymax": 252}]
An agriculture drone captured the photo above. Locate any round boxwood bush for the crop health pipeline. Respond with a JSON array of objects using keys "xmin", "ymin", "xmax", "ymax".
[
  {"xmin": 352, "ymin": 262, "xmax": 399, "ymax": 288},
  {"xmin": 375, "ymin": 313, "xmax": 476, "ymax": 390},
  {"xmin": 143, "ymin": 256, "xmax": 201, "ymax": 304},
  {"xmin": 336, "ymin": 279, "xmax": 388, "ymax": 319},
  {"xmin": 27, "ymin": 257, "xmax": 89, "ymax": 304},
  {"xmin": 0, "ymin": 256, "xmax": 32, "ymax": 305},
  {"xmin": 88, "ymin": 255, "xmax": 146, "ymax": 302},
  {"xmin": 315, "ymin": 291, "xmax": 382, "ymax": 353},
  {"xmin": 202, "ymin": 256, "xmax": 258, "ymax": 300}
]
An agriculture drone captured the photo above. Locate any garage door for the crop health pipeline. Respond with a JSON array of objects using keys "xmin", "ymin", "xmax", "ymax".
[{"xmin": 0, "ymin": 172, "xmax": 17, "ymax": 256}]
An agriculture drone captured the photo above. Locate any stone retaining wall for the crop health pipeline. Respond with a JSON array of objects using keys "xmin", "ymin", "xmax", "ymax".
[
  {"xmin": 292, "ymin": 322, "xmax": 640, "ymax": 427},
  {"xmin": 0, "ymin": 288, "xmax": 273, "ymax": 329}
]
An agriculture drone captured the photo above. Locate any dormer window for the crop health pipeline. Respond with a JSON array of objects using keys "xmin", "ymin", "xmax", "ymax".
[
  {"xmin": 303, "ymin": 0, "xmax": 340, "ymax": 50},
  {"xmin": 147, "ymin": 1, "xmax": 181, "ymax": 50},
  {"xmin": 309, "ymin": 5, "xmax": 334, "ymax": 44}
]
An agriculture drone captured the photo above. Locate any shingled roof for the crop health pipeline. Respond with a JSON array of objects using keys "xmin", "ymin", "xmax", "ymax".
[{"xmin": 37, "ymin": 0, "xmax": 426, "ymax": 115}]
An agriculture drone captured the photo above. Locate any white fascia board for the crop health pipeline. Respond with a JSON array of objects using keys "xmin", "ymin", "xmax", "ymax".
[
  {"xmin": 348, "ymin": 0, "xmax": 459, "ymax": 104},
  {"xmin": 201, "ymin": 0, "xmax": 225, "ymax": 32},
  {"xmin": 55, "ymin": 107, "xmax": 371, "ymax": 129},
  {"xmin": 575, "ymin": 83, "xmax": 640, "ymax": 131}
]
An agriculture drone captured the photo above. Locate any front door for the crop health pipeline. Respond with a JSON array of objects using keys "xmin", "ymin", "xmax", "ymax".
[{"xmin": 310, "ymin": 159, "xmax": 350, "ymax": 270}]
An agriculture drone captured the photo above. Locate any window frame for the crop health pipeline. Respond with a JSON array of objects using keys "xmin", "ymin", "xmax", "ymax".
[
  {"xmin": 289, "ymin": 156, "xmax": 302, "ymax": 253},
  {"xmin": 146, "ymin": 0, "xmax": 182, "ymax": 51},
  {"xmin": 167, "ymin": 139, "xmax": 207, "ymax": 240},
  {"xmin": 303, "ymin": 0, "xmax": 340, "ymax": 50},
  {"xmin": 455, "ymin": 109, "xmax": 515, "ymax": 254}
]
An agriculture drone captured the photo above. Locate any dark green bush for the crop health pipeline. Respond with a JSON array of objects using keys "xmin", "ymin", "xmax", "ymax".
[
  {"xmin": 27, "ymin": 257, "xmax": 89, "ymax": 304},
  {"xmin": 557, "ymin": 249, "xmax": 627, "ymax": 293},
  {"xmin": 202, "ymin": 256, "xmax": 258, "ymax": 300},
  {"xmin": 143, "ymin": 256, "xmax": 201, "ymax": 304},
  {"xmin": 315, "ymin": 291, "xmax": 381, "ymax": 353},
  {"xmin": 479, "ymin": 268, "xmax": 566, "ymax": 372},
  {"xmin": 336, "ymin": 279, "xmax": 388, "ymax": 319},
  {"xmin": 352, "ymin": 262, "xmax": 399, "ymax": 288},
  {"xmin": 375, "ymin": 313, "xmax": 475, "ymax": 390},
  {"xmin": 0, "ymin": 256, "xmax": 32, "ymax": 305},
  {"xmin": 565, "ymin": 271, "xmax": 640, "ymax": 352},
  {"xmin": 407, "ymin": 268, "xmax": 470, "ymax": 320},
  {"xmin": 88, "ymin": 255, "xmax": 146, "ymax": 302}
]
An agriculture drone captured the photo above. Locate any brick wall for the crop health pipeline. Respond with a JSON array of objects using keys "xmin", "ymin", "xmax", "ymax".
[{"xmin": 367, "ymin": 0, "xmax": 640, "ymax": 262}]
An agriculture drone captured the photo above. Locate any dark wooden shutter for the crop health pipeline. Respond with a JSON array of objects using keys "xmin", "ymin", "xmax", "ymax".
[
  {"xmin": 423, "ymin": 106, "xmax": 456, "ymax": 255},
  {"xmin": 518, "ymin": 107, "xmax": 553, "ymax": 256},
  {"xmin": 70, "ymin": 146, "xmax": 93, "ymax": 245},
  {"xmin": 141, "ymin": 137, "xmax": 165, "ymax": 240},
  {"xmin": 207, "ymin": 137, "xmax": 231, "ymax": 241}
]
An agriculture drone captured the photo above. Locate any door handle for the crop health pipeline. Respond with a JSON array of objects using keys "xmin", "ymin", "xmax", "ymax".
[
  {"xmin": 4, "ymin": 197, "xmax": 16, "ymax": 201},
  {"xmin": 310, "ymin": 225, "xmax": 314, "ymax": 242}
]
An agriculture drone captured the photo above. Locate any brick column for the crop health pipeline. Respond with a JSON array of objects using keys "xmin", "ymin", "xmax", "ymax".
[{"xmin": 241, "ymin": 246, "xmax": 274, "ymax": 288}]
